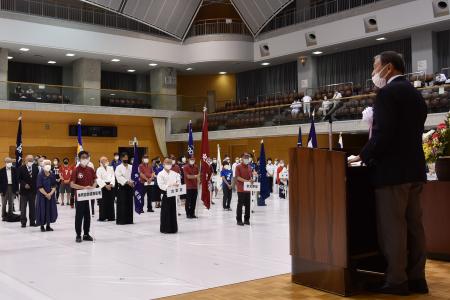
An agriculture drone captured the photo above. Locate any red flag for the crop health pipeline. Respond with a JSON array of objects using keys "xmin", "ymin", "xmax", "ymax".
[{"xmin": 200, "ymin": 107, "xmax": 211, "ymax": 209}]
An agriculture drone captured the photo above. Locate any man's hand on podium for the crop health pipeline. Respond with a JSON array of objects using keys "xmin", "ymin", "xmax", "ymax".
[{"xmin": 347, "ymin": 155, "xmax": 361, "ymax": 166}]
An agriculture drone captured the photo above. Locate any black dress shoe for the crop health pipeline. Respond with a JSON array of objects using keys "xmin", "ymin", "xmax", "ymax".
[
  {"xmin": 40, "ymin": 226, "xmax": 46, "ymax": 232},
  {"xmin": 192, "ymin": 215, "xmax": 198, "ymax": 219},
  {"xmin": 409, "ymin": 279, "xmax": 429, "ymax": 294},
  {"xmin": 97, "ymin": 219, "xmax": 106, "ymax": 222},
  {"xmin": 83, "ymin": 234, "xmax": 94, "ymax": 241},
  {"xmin": 30, "ymin": 223, "xmax": 38, "ymax": 227},
  {"xmin": 21, "ymin": 224, "xmax": 26, "ymax": 228},
  {"xmin": 244, "ymin": 221, "xmax": 250, "ymax": 225},
  {"xmin": 76, "ymin": 236, "xmax": 82, "ymax": 243},
  {"xmin": 237, "ymin": 221, "xmax": 244, "ymax": 226},
  {"xmin": 148, "ymin": 210, "xmax": 154, "ymax": 212},
  {"xmin": 46, "ymin": 226, "xmax": 54, "ymax": 232},
  {"xmin": 369, "ymin": 281, "xmax": 410, "ymax": 296}
]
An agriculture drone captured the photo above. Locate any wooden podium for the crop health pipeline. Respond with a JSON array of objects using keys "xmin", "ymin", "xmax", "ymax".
[{"xmin": 289, "ymin": 147, "xmax": 385, "ymax": 296}]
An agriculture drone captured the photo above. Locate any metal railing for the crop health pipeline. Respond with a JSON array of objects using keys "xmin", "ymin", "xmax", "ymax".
[
  {"xmin": 0, "ymin": 0, "xmax": 169, "ymax": 38},
  {"xmin": 187, "ymin": 18, "xmax": 251, "ymax": 37},
  {"xmin": 262, "ymin": 0, "xmax": 383, "ymax": 34}
]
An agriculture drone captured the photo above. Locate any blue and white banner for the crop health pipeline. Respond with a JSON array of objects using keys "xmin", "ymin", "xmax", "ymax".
[
  {"xmin": 187, "ymin": 120, "xmax": 194, "ymax": 157},
  {"xmin": 131, "ymin": 139, "xmax": 144, "ymax": 214}
]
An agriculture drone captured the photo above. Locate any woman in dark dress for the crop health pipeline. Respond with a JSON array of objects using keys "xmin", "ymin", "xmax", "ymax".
[
  {"xmin": 36, "ymin": 160, "xmax": 58, "ymax": 232},
  {"xmin": 157, "ymin": 158, "xmax": 181, "ymax": 234}
]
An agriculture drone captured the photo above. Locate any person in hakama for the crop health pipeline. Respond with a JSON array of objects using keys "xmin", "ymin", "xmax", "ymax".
[
  {"xmin": 96, "ymin": 156, "xmax": 116, "ymax": 222},
  {"xmin": 115, "ymin": 153, "xmax": 134, "ymax": 225},
  {"xmin": 35, "ymin": 160, "xmax": 58, "ymax": 232},
  {"xmin": 158, "ymin": 158, "xmax": 181, "ymax": 234}
]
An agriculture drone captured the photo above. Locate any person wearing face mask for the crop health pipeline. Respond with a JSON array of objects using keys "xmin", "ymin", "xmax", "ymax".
[
  {"xmin": 220, "ymin": 161, "xmax": 233, "ymax": 211},
  {"xmin": 139, "ymin": 154, "xmax": 155, "ymax": 213},
  {"xmin": 115, "ymin": 153, "xmax": 134, "ymax": 225},
  {"xmin": 70, "ymin": 151, "xmax": 97, "ymax": 243},
  {"xmin": 59, "ymin": 158, "xmax": 73, "ymax": 206},
  {"xmin": 157, "ymin": 158, "xmax": 181, "ymax": 234},
  {"xmin": 51, "ymin": 158, "xmax": 61, "ymax": 204},
  {"xmin": 0, "ymin": 157, "xmax": 19, "ymax": 221},
  {"xmin": 35, "ymin": 160, "xmax": 58, "ymax": 232},
  {"xmin": 96, "ymin": 156, "xmax": 116, "ymax": 222},
  {"xmin": 348, "ymin": 51, "xmax": 428, "ymax": 296},
  {"xmin": 235, "ymin": 153, "xmax": 254, "ymax": 226},
  {"xmin": 276, "ymin": 160, "xmax": 287, "ymax": 199},
  {"xmin": 152, "ymin": 157, "xmax": 163, "ymax": 209},
  {"xmin": 110, "ymin": 152, "xmax": 121, "ymax": 171},
  {"xmin": 17, "ymin": 155, "xmax": 39, "ymax": 227},
  {"xmin": 182, "ymin": 156, "xmax": 199, "ymax": 219},
  {"xmin": 266, "ymin": 158, "xmax": 275, "ymax": 194},
  {"xmin": 37, "ymin": 157, "xmax": 45, "ymax": 173},
  {"xmin": 169, "ymin": 155, "xmax": 181, "ymax": 174}
]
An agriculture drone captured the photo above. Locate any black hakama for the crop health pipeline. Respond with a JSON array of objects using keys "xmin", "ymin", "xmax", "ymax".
[
  {"xmin": 99, "ymin": 185, "xmax": 115, "ymax": 221},
  {"xmin": 116, "ymin": 184, "xmax": 133, "ymax": 225},
  {"xmin": 160, "ymin": 193, "xmax": 178, "ymax": 233}
]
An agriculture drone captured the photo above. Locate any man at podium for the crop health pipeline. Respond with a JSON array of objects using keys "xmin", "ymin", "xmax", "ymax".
[{"xmin": 349, "ymin": 51, "xmax": 428, "ymax": 296}]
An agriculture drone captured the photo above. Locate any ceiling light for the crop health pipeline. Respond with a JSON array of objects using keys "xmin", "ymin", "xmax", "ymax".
[
  {"xmin": 111, "ymin": 58, "xmax": 120, "ymax": 62},
  {"xmin": 19, "ymin": 48, "xmax": 29, "ymax": 52},
  {"xmin": 66, "ymin": 53, "xmax": 75, "ymax": 57},
  {"xmin": 219, "ymin": 71, "xmax": 227, "ymax": 75},
  {"xmin": 312, "ymin": 51, "xmax": 323, "ymax": 55},
  {"xmin": 261, "ymin": 62, "xmax": 270, "ymax": 66},
  {"xmin": 376, "ymin": 37, "xmax": 386, "ymax": 41},
  {"xmin": 149, "ymin": 63, "xmax": 158, "ymax": 66},
  {"xmin": 127, "ymin": 69, "xmax": 136, "ymax": 73},
  {"xmin": 48, "ymin": 61, "xmax": 56, "ymax": 64},
  {"xmin": 7, "ymin": 56, "xmax": 13, "ymax": 60},
  {"xmin": 186, "ymin": 67, "xmax": 193, "ymax": 71}
]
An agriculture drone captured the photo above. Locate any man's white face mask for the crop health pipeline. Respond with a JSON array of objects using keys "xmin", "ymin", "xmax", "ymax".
[{"xmin": 372, "ymin": 64, "xmax": 389, "ymax": 89}]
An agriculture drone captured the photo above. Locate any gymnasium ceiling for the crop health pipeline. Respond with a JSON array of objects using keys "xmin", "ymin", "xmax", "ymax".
[{"xmin": 80, "ymin": 0, "xmax": 294, "ymax": 39}]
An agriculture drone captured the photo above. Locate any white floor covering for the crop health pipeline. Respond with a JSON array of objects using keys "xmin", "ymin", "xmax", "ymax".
[{"xmin": 0, "ymin": 192, "xmax": 290, "ymax": 300}]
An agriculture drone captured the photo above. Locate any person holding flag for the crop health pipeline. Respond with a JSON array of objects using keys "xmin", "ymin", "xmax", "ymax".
[
  {"xmin": 115, "ymin": 152, "xmax": 134, "ymax": 225},
  {"xmin": 200, "ymin": 107, "xmax": 212, "ymax": 209},
  {"xmin": 258, "ymin": 140, "xmax": 270, "ymax": 206},
  {"xmin": 131, "ymin": 140, "xmax": 145, "ymax": 215},
  {"xmin": 187, "ymin": 120, "xmax": 194, "ymax": 158},
  {"xmin": 183, "ymin": 156, "xmax": 199, "ymax": 218},
  {"xmin": 139, "ymin": 154, "xmax": 155, "ymax": 213}
]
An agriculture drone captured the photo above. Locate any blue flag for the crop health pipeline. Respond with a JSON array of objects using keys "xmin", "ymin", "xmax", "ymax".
[
  {"xmin": 131, "ymin": 139, "xmax": 144, "ymax": 214},
  {"xmin": 187, "ymin": 120, "xmax": 194, "ymax": 157},
  {"xmin": 307, "ymin": 115, "xmax": 318, "ymax": 148},
  {"xmin": 297, "ymin": 125, "xmax": 302, "ymax": 147},
  {"xmin": 258, "ymin": 140, "xmax": 270, "ymax": 206},
  {"xmin": 77, "ymin": 119, "xmax": 83, "ymax": 154},
  {"xmin": 16, "ymin": 114, "xmax": 23, "ymax": 166}
]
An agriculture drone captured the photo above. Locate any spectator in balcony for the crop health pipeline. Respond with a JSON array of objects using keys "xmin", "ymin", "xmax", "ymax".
[
  {"xmin": 434, "ymin": 72, "xmax": 448, "ymax": 85},
  {"xmin": 290, "ymin": 98, "xmax": 302, "ymax": 118},
  {"xmin": 302, "ymin": 94, "xmax": 312, "ymax": 117},
  {"xmin": 333, "ymin": 90, "xmax": 342, "ymax": 99},
  {"xmin": 15, "ymin": 84, "xmax": 23, "ymax": 95},
  {"xmin": 26, "ymin": 86, "xmax": 35, "ymax": 96},
  {"xmin": 321, "ymin": 96, "xmax": 331, "ymax": 115}
]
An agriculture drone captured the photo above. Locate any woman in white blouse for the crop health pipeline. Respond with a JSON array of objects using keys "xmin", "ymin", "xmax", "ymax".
[
  {"xmin": 157, "ymin": 157, "xmax": 181, "ymax": 234},
  {"xmin": 114, "ymin": 153, "xmax": 134, "ymax": 225},
  {"xmin": 96, "ymin": 156, "xmax": 116, "ymax": 222}
]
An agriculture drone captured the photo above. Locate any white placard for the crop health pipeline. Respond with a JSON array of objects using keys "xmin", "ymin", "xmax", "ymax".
[
  {"xmin": 439, "ymin": 86, "xmax": 445, "ymax": 95},
  {"xmin": 167, "ymin": 184, "xmax": 186, "ymax": 197},
  {"xmin": 76, "ymin": 188, "xmax": 102, "ymax": 201},
  {"xmin": 244, "ymin": 182, "xmax": 260, "ymax": 192}
]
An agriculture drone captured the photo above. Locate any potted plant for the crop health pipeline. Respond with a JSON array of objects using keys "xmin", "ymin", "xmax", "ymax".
[{"xmin": 423, "ymin": 112, "xmax": 450, "ymax": 181}]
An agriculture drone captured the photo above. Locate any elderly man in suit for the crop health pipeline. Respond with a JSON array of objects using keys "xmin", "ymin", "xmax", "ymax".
[
  {"xmin": 17, "ymin": 155, "xmax": 40, "ymax": 227},
  {"xmin": 349, "ymin": 51, "xmax": 428, "ymax": 296},
  {"xmin": 0, "ymin": 157, "xmax": 19, "ymax": 221}
]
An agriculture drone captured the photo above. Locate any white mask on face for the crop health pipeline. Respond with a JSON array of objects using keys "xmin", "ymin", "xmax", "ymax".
[
  {"xmin": 114, "ymin": 155, "xmax": 119, "ymax": 161},
  {"xmin": 213, "ymin": 160, "xmax": 217, "ymax": 163},
  {"xmin": 80, "ymin": 158, "xmax": 89, "ymax": 167},
  {"xmin": 53, "ymin": 160, "xmax": 58, "ymax": 165},
  {"xmin": 243, "ymin": 158, "xmax": 249, "ymax": 165},
  {"xmin": 372, "ymin": 64, "xmax": 388, "ymax": 89},
  {"xmin": 181, "ymin": 157, "xmax": 187, "ymax": 163},
  {"xmin": 268, "ymin": 160, "xmax": 272, "ymax": 164},
  {"xmin": 27, "ymin": 161, "xmax": 33, "ymax": 167},
  {"xmin": 164, "ymin": 164, "xmax": 172, "ymax": 170},
  {"xmin": 6, "ymin": 162, "xmax": 12, "ymax": 168},
  {"xmin": 189, "ymin": 160, "xmax": 195, "ymax": 165},
  {"xmin": 235, "ymin": 159, "xmax": 239, "ymax": 163},
  {"xmin": 143, "ymin": 158, "xmax": 149, "ymax": 164},
  {"xmin": 43, "ymin": 165, "xmax": 51, "ymax": 172},
  {"xmin": 224, "ymin": 165, "xmax": 231, "ymax": 170},
  {"xmin": 280, "ymin": 163, "xmax": 285, "ymax": 167},
  {"xmin": 172, "ymin": 160, "xmax": 176, "ymax": 165}
]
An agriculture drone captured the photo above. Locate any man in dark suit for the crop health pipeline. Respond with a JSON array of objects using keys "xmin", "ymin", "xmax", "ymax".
[
  {"xmin": 0, "ymin": 157, "xmax": 19, "ymax": 221},
  {"xmin": 349, "ymin": 51, "xmax": 428, "ymax": 296},
  {"xmin": 17, "ymin": 154, "xmax": 39, "ymax": 227}
]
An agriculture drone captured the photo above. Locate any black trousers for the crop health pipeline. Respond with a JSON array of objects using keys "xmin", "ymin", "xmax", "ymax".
[
  {"xmin": 268, "ymin": 176, "xmax": 273, "ymax": 193},
  {"xmin": 20, "ymin": 191, "xmax": 36, "ymax": 225},
  {"xmin": 145, "ymin": 185, "xmax": 153, "ymax": 211},
  {"xmin": 70, "ymin": 188, "xmax": 75, "ymax": 206},
  {"xmin": 75, "ymin": 200, "xmax": 90, "ymax": 236},
  {"xmin": 116, "ymin": 185, "xmax": 133, "ymax": 225},
  {"xmin": 236, "ymin": 192, "xmax": 250, "ymax": 223},
  {"xmin": 222, "ymin": 185, "xmax": 232, "ymax": 209},
  {"xmin": 160, "ymin": 193, "xmax": 178, "ymax": 233},
  {"xmin": 185, "ymin": 189, "xmax": 198, "ymax": 217},
  {"xmin": 99, "ymin": 186, "xmax": 115, "ymax": 221}
]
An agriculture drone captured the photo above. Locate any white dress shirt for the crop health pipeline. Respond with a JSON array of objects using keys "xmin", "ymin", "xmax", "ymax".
[
  {"xmin": 232, "ymin": 162, "xmax": 239, "ymax": 177},
  {"xmin": 302, "ymin": 95, "xmax": 312, "ymax": 103},
  {"xmin": 157, "ymin": 169, "xmax": 181, "ymax": 191},
  {"xmin": 96, "ymin": 165, "xmax": 116, "ymax": 188},
  {"xmin": 266, "ymin": 163, "xmax": 276, "ymax": 177},
  {"xmin": 387, "ymin": 74, "xmax": 403, "ymax": 84},
  {"xmin": 115, "ymin": 164, "xmax": 132, "ymax": 186},
  {"xmin": 6, "ymin": 168, "xmax": 12, "ymax": 184}
]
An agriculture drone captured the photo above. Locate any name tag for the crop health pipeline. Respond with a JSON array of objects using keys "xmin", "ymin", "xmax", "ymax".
[
  {"xmin": 244, "ymin": 182, "xmax": 260, "ymax": 192},
  {"xmin": 77, "ymin": 188, "xmax": 102, "ymax": 201},
  {"xmin": 167, "ymin": 184, "xmax": 186, "ymax": 197}
]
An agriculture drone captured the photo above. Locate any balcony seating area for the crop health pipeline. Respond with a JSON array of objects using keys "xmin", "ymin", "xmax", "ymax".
[
  {"xmin": 101, "ymin": 97, "xmax": 151, "ymax": 109},
  {"xmin": 9, "ymin": 91, "xmax": 70, "ymax": 104}
]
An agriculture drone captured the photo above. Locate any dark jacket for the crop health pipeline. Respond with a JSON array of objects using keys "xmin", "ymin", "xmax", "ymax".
[
  {"xmin": 360, "ymin": 76, "xmax": 428, "ymax": 187},
  {"xmin": 0, "ymin": 167, "xmax": 19, "ymax": 194},
  {"xmin": 17, "ymin": 164, "xmax": 39, "ymax": 193}
]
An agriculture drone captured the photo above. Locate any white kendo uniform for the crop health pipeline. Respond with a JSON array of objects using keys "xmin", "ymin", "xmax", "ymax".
[{"xmin": 302, "ymin": 95, "xmax": 312, "ymax": 116}]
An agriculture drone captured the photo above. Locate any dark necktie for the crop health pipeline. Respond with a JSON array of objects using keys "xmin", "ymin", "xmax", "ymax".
[{"xmin": 28, "ymin": 166, "xmax": 32, "ymax": 178}]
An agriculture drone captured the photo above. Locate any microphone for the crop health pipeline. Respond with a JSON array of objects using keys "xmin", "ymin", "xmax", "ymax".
[{"xmin": 322, "ymin": 100, "xmax": 344, "ymax": 121}]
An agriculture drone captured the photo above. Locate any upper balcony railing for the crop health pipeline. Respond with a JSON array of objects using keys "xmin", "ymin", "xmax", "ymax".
[
  {"xmin": 186, "ymin": 18, "xmax": 251, "ymax": 38},
  {"xmin": 0, "ymin": 0, "xmax": 169, "ymax": 38},
  {"xmin": 262, "ymin": 0, "xmax": 384, "ymax": 34}
]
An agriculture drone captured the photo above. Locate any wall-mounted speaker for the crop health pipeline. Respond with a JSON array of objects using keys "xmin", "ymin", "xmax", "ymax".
[
  {"xmin": 259, "ymin": 44, "xmax": 270, "ymax": 57},
  {"xmin": 363, "ymin": 16, "xmax": 378, "ymax": 33},
  {"xmin": 305, "ymin": 31, "xmax": 317, "ymax": 47},
  {"xmin": 433, "ymin": 0, "xmax": 449, "ymax": 17}
]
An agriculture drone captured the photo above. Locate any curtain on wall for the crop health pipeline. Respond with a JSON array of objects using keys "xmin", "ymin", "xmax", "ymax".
[
  {"xmin": 8, "ymin": 62, "xmax": 63, "ymax": 85},
  {"xmin": 101, "ymin": 71, "xmax": 137, "ymax": 91},
  {"xmin": 437, "ymin": 29, "xmax": 450, "ymax": 72},
  {"xmin": 236, "ymin": 61, "xmax": 297, "ymax": 100},
  {"xmin": 316, "ymin": 38, "xmax": 412, "ymax": 88},
  {"xmin": 153, "ymin": 118, "xmax": 168, "ymax": 157}
]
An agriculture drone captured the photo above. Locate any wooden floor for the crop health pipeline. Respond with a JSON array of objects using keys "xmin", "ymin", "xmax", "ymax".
[{"xmin": 161, "ymin": 260, "xmax": 450, "ymax": 300}]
